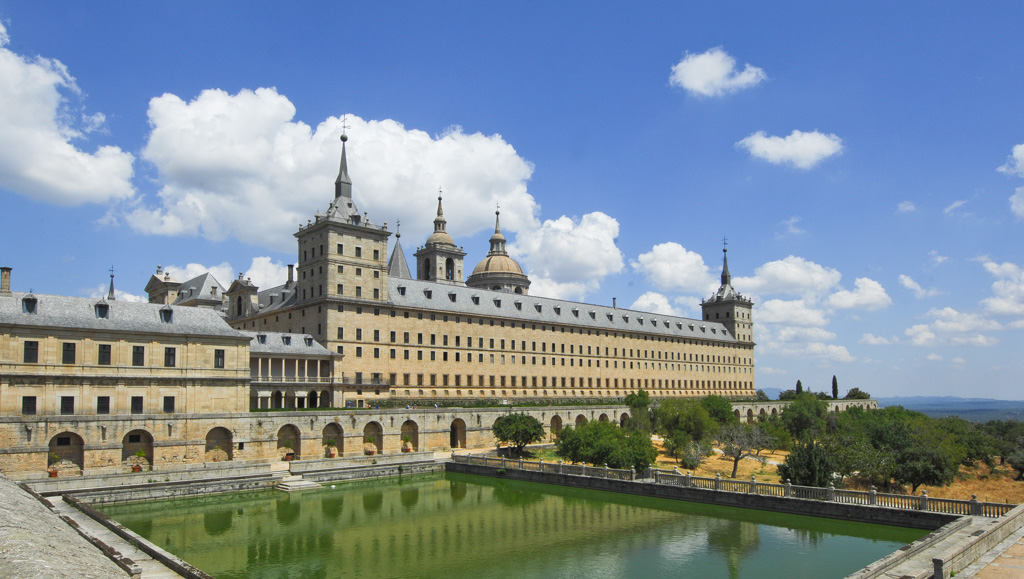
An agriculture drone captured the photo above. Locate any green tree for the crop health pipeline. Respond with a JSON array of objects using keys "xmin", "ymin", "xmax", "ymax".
[
  {"xmin": 844, "ymin": 387, "xmax": 871, "ymax": 400},
  {"xmin": 777, "ymin": 389, "xmax": 798, "ymax": 401},
  {"xmin": 1007, "ymin": 449, "xmax": 1024, "ymax": 481},
  {"xmin": 782, "ymin": 393, "xmax": 827, "ymax": 441},
  {"xmin": 700, "ymin": 395, "xmax": 737, "ymax": 426},
  {"xmin": 831, "ymin": 375, "xmax": 839, "ymax": 400},
  {"xmin": 492, "ymin": 413, "xmax": 545, "ymax": 455},
  {"xmin": 554, "ymin": 420, "xmax": 657, "ymax": 471},
  {"xmin": 658, "ymin": 398, "xmax": 718, "ymax": 442},
  {"xmin": 718, "ymin": 424, "xmax": 758, "ymax": 479},
  {"xmin": 755, "ymin": 389, "xmax": 771, "ymax": 401},
  {"xmin": 795, "ymin": 380, "xmax": 803, "ymax": 395},
  {"xmin": 778, "ymin": 440, "xmax": 837, "ymax": 487},
  {"xmin": 624, "ymin": 389, "xmax": 652, "ymax": 433},
  {"xmin": 757, "ymin": 415, "xmax": 793, "ymax": 452}
]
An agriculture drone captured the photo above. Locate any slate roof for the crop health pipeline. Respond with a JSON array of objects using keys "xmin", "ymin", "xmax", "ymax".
[
  {"xmin": 0, "ymin": 292, "xmax": 248, "ymax": 339},
  {"xmin": 173, "ymin": 272, "xmax": 226, "ymax": 306},
  {"xmin": 241, "ymin": 330, "xmax": 333, "ymax": 357},
  {"xmin": 387, "ymin": 279, "xmax": 738, "ymax": 343}
]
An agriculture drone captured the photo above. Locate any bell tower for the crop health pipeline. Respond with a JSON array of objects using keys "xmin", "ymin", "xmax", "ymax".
[
  {"xmin": 413, "ymin": 193, "xmax": 466, "ymax": 284},
  {"xmin": 701, "ymin": 246, "xmax": 754, "ymax": 343}
]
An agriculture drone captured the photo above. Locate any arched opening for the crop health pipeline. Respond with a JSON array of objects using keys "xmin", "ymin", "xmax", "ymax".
[
  {"xmin": 445, "ymin": 258, "xmax": 455, "ymax": 281},
  {"xmin": 771, "ymin": 408, "xmax": 778, "ymax": 417},
  {"xmin": 550, "ymin": 415, "xmax": 563, "ymax": 439},
  {"xmin": 759, "ymin": 408, "xmax": 767, "ymax": 419},
  {"xmin": 322, "ymin": 423, "xmax": 343, "ymax": 457},
  {"xmin": 320, "ymin": 390, "xmax": 330, "ymax": 408},
  {"xmin": 421, "ymin": 259, "xmax": 431, "ymax": 280},
  {"xmin": 598, "ymin": 413, "xmax": 609, "ymax": 422},
  {"xmin": 733, "ymin": 409, "xmax": 741, "ymax": 420},
  {"xmin": 277, "ymin": 424, "xmax": 301, "ymax": 459},
  {"xmin": 49, "ymin": 432, "xmax": 85, "ymax": 474},
  {"xmin": 272, "ymin": 390, "xmax": 284, "ymax": 409},
  {"xmin": 308, "ymin": 390, "xmax": 318, "ymax": 408},
  {"xmin": 401, "ymin": 420, "xmax": 419, "ymax": 452},
  {"xmin": 363, "ymin": 422, "xmax": 383, "ymax": 454},
  {"xmin": 121, "ymin": 429, "xmax": 154, "ymax": 469},
  {"xmin": 205, "ymin": 427, "xmax": 233, "ymax": 462},
  {"xmin": 514, "ymin": 287, "xmax": 523, "ymax": 294},
  {"xmin": 575, "ymin": 414, "xmax": 587, "ymax": 427},
  {"xmin": 746, "ymin": 409, "xmax": 754, "ymax": 423},
  {"xmin": 450, "ymin": 419, "xmax": 467, "ymax": 449},
  {"xmin": 620, "ymin": 412, "xmax": 630, "ymax": 427}
]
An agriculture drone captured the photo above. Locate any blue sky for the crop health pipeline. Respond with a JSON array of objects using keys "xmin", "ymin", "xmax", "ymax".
[{"xmin": 1, "ymin": 3, "xmax": 1023, "ymax": 399}]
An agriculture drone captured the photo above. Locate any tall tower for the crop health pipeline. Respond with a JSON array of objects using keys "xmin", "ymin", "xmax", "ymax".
[
  {"xmin": 701, "ymin": 247, "xmax": 754, "ymax": 343},
  {"xmin": 413, "ymin": 194, "xmax": 466, "ymax": 284}
]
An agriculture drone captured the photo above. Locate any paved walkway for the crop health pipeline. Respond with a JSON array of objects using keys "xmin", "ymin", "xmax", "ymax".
[
  {"xmin": 47, "ymin": 496, "xmax": 184, "ymax": 579},
  {"xmin": 960, "ymin": 523, "xmax": 1024, "ymax": 578}
]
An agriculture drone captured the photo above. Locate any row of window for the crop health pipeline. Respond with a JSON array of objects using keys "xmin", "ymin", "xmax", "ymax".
[
  {"xmin": 21, "ymin": 395, "xmax": 176, "ymax": 416},
  {"xmin": 384, "ymin": 373, "xmax": 751, "ymax": 391},
  {"xmin": 301, "ymin": 242, "xmax": 381, "ymax": 262},
  {"xmin": 20, "ymin": 342, "xmax": 225, "ymax": 368}
]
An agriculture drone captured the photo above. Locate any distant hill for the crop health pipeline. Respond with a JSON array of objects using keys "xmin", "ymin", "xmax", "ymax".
[
  {"xmin": 760, "ymin": 387, "xmax": 783, "ymax": 400},
  {"xmin": 876, "ymin": 396, "xmax": 1024, "ymax": 422}
]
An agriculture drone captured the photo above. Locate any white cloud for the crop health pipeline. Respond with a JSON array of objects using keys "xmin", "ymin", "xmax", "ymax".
[
  {"xmin": 511, "ymin": 212, "xmax": 624, "ymax": 300},
  {"xmin": 629, "ymin": 242, "xmax": 714, "ymax": 294},
  {"xmin": 896, "ymin": 201, "xmax": 916, "ymax": 213},
  {"xmin": 128, "ymin": 88, "xmax": 537, "ymax": 252},
  {"xmin": 736, "ymin": 255, "xmax": 841, "ymax": 299},
  {"xmin": 778, "ymin": 216, "xmax": 805, "ymax": 237},
  {"xmin": 906, "ymin": 324, "xmax": 937, "ymax": 347},
  {"xmin": 669, "ymin": 47, "xmax": 766, "ymax": 97},
  {"xmin": 1010, "ymin": 187, "xmax": 1024, "ymax": 219},
  {"xmin": 774, "ymin": 327, "xmax": 836, "ymax": 343},
  {"xmin": 980, "ymin": 260, "xmax": 1024, "ymax": 316},
  {"xmin": 860, "ymin": 333, "xmax": 896, "ymax": 345},
  {"xmin": 997, "ymin": 143, "xmax": 1024, "ymax": 177},
  {"xmin": 164, "ymin": 257, "xmax": 293, "ymax": 290},
  {"xmin": 929, "ymin": 250, "xmax": 948, "ymax": 266},
  {"xmin": 905, "ymin": 306, "xmax": 1001, "ymax": 347},
  {"xmin": 770, "ymin": 341, "xmax": 855, "ymax": 363},
  {"xmin": 736, "ymin": 130, "xmax": 843, "ymax": 170},
  {"xmin": 951, "ymin": 357, "xmax": 965, "ymax": 364},
  {"xmin": 926, "ymin": 353, "xmax": 942, "ymax": 361},
  {"xmin": 943, "ymin": 199, "xmax": 967, "ymax": 215},
  {"xmin": 629, "ymin": 292, "xmax": 682, "ymax": 316},
  {"xmin": 0, "ymin": 20, "xmax": 135, "ymax": 205},
  {"xmin": 827, "ymin": 277, "xmax": 891, "ymax": 311},
  {"xmin": 758, "ymin": 299, "xmax": 829, "ymax": 327},
  {"xmin": 899, "ymin": 274, "xmax": 940, "ymax": 298},
  {"xmin": 525, "ymin": 279, "xmax": 594, "ymax": 302}
]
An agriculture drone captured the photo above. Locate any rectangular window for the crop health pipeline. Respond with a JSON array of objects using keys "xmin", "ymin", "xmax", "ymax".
[
  {"xmin": 355, "ymin": 247, "xmax": 362, "ymax": 257},
  {"xmin": 337, "ymin": 284, "xmax": 344, "ymax": 295},
  {"xmin": 62, "ymin": 342, "xmax": 76, "ymax": 364},
  {"xmin": 131, "ymin": 396, "xmax": 144, "ymax": 414},
  {"xmin": 21, "ymin": 396, "xmax": 36, "ymax": 415},
  {"xmin": 355, "ymin": 286, "xmax": 362, "ymax": 297},
  {"xmin": 337, "ymin": 243, "xmax": 343, "ymax": 254},
  {"xmin": 373, "ymin": 288, "xmax": 379, "ymax": 299},
  {"xmin": 97, "ymin": 396, "xmax": 110, "ymax": 415},
  {"xmin": 132, "ymin": 346, "xmax": 145, "ymax": 366},
  {"xmin": 163, "ymin": 396, "xmax": 175, "ymax": 413},
  {"xmin": 214, "ymin": 349, "xmax": 225, "ymax": 368},
  {"xmin": 23, "ymin": 341, "xmax": 38, "ymax": 363},
  {"xmin": 60, "ymin": 396, "xmax": 75, "ymax": 415},
  {"xmin": 355, "ymin": 346, "xmax": 362, "ymax": 357},
  {"xmin": 164, "ymin": 347, "xmax": 176, "ymax": 367},
  {"xmin": 97, "ymin": 344, "xmax": 112, "ymax": 365}
]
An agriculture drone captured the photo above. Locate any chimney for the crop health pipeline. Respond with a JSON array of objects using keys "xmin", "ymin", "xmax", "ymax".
[
  {"xmin": 0, "ymin": 267, "xmax": 11, "ymax": 296},
  {"xmin": 612, "ymin": 297, "xmax": 617, "ymax": 309},
  {"xmin": 287, "ymin": 264, "xmax": 294, "ymax": 285}
]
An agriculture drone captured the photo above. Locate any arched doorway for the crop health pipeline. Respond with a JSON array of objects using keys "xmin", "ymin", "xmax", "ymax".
[
  {"xmin": 401, "ymin": 420, "xmax": 419, "ymax": 452},
  {"xmin": 746, "ymin": 409, "xmax": 754, "ymax": 423},
  {"xmin": 323, "ymin": 423, "xmax": 343, "ymax": 457},
  {"xmin": 205, "ymin": 427, "xmax": 233, "ymax": 462},
  {"xmin": 49, "ymin": 432, "xmax": 84, "ymax": 473},
  {"xmin": 272, "ymin": 390, "xmax": 284, "ymax": 409},
  {"xmin": 320, "ymin": 390, "xmax": 330, "ymax": 408},
  {"xmin": 620, "ymin": 412, "xmax": 630, "ymax": 427},
  {"xmin": 277, "ymin": 424, "xmax": 301, "ymax": 459},
  {"xmin": 363, "ymin": 422, "xmax": 383, "ymax": 454},
  {"xmin": 308, "ymin": 390, "xmax": 318, "ymax": 408},
  {"xmin": 550, "ymin": 415, "xmax": 563, "ymax": 439},
  {"xmin": 450, "ymin": 419, "xmax": 466, "ymax": 449},
  {"xmin": 734, "ymin": 409, "xmax": 741, "ymax": 420},
  {"xmin": 598, "ymin": 413, "xmax": 609, "ymax": 422},
  {"xmin": 575, "ymin": 414, "xmax": 587, "ymax": 427},
  {"xmin": 121, "ymin": 429, "xmax": 154, "ymax": 469}
]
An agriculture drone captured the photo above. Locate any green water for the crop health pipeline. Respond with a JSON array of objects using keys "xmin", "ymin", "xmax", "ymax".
[{"xmin": 101, "ymin": 473, "xmax": 926, "ymax": 578}]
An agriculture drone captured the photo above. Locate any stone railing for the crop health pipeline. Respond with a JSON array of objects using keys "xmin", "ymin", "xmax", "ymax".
[
  {"xmin": 251, "ymin": 375, "xmax": 333, "ymax": 384},
  {"xmin": 451, "ymin": 455, "xmax": 1014, "ymax": 518}
]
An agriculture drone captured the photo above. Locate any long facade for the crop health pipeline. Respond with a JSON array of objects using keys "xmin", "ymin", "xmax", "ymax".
[{"xmin": 222, "ymin": 136, "xmax": 757, "ymax": 403}]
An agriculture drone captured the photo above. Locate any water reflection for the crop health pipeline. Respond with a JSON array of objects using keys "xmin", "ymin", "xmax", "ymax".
[{"xmin": 102, "ymin": 473, "xmax": 926, "ymax": 579}]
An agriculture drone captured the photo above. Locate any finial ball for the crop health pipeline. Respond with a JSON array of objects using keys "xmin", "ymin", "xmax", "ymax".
[{"xmin": 340, "ymin": 133, "xmax": 348, "ymax": 142}]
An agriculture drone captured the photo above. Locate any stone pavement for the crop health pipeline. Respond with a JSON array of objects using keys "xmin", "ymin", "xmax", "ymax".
[
  {"xmin": 960, "ymin": 523, "xmax": 1024, "ymax": 578},
  {"xmin": 46, "ymin": 496, "xmax": 184, "ymax": 579}
]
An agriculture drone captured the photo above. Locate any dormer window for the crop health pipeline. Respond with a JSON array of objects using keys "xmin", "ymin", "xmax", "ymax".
[
  {"xmin": 159, "ymin": 306, "xmax": 173, "ymax": 323},
  {"xmin": 553, "ymin": 306, "xmax": 561, "ymax": 315},
  {"xmin": 257, "ymin": 334, "xmax": 267, "ymax": 344},
  {"xmin": 607, "ymin": 313, "xmax": 614, "ymax": 321},
  {"xmin": 589, "ymin": 310, "xmax": 596, "ymax": 319},
  {"xmin": 304, "ymin": 337, "xmax": 313, "ymax": 347},
  {"xmin": 423, "ymin": 290, "xmax": 433, "ymax": 299},
  {"xmin": 22, "ymin": 296, "xmax": 37, "ymax": 314},
  {"xmin": 471, "ymin": 296, "xmax": 480, "ymax": 305},
  {"xmin": 397, "ymin": 286, "xmax": 406, "ymax": 296},
  {"xmin": 514, "ymin": 301, "xmax": 522, "ymax": 310},
  {"xmin": 94, "ymin": 303, "xmax": 109, "ymax": 319},
  {"xmin": 282, "ymin": 336, "xmax": 291, "ymax": 345},
  {"xmin": 448, "ymin": 292, "xmax": 457, "ymax": 302},
  {"xmin": 493, "ymin": 299, "xmax": 501, "ymax": 307},
  {"xmin": 622, "ymin": 314, "xmax": 629, "ymax": 322},
  {"xmin": 534, "ymin": 303, "xmax": 541, "ymax": 313},
  {"xmin": 571, "ymin": 308, "xmax": 579, "ymax": 317}
]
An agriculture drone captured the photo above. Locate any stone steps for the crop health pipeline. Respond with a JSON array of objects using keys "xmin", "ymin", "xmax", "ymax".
[{"xmin": 275, "ymin": 475, "xmax": 321, "ymax": 492}]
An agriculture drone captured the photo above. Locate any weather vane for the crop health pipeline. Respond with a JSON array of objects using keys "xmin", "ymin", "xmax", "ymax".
[{"xmin": 722, "ymin": 236, "xmax": 728, "ymax": 251}]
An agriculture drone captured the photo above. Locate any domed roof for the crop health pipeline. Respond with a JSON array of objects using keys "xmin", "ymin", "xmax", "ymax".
[
  {"xmin": 424, "ymin": 195, "xmax": 456, "ymax": 247},
  {"xmin": 426, "ymin": 229, "xmax": 455, "ymax": 246},
  {"xmin": 471, "ymin": 254, "xmax": 524, "ymax": 276}
]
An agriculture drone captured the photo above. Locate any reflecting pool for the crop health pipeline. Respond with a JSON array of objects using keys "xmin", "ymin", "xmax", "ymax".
[{"xmin": 101, "ymin": 473, "xmax": 926, "ymax": 578}]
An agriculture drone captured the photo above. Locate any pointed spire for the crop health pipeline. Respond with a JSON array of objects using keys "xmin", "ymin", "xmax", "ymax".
[
  {"xmin": 488, "ymin": 207, "xmax": 508, "ymax": 255},
  {"xmin": 721, "ymin": 247, "xmax": 731, "ymax": 286},
  {"xmin": 107, "ymin": 265, "xmax": 116, "ymax": 300},
  {"xmin": 334, "ymin": 123, "xmax": 352, "ymax": 199},
  {"xmin": 433, "ymin": 189, "xmax": 447, "ymax": 232},
  {"xmin": 388, "ymin": 220, "xmax": 413, "ymax": 280}
]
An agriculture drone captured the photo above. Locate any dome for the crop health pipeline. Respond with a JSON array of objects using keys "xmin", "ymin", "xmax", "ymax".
[
  {"xmin": 426, "ymin": 230, "xmax": 456, "ymax": 246},
  {"xmin": 471, "ymin": 254, "xmax": 524, "ymax": 276}
]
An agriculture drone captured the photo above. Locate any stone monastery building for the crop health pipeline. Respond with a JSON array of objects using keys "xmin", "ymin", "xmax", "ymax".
[{"xmin": 175, "ymin": 133, "xmax": 757, "ymax": 405}]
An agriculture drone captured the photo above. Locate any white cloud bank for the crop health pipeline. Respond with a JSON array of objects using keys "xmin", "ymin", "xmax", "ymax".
[
  {"xmin": 669, "ymin": 47, "xmax": 766, "ymax": 97},
  {"xmin": 736, "ymin": 130, "xmax": 843, "ymax": 170},
  {"xmin": 899, "ymin": 274, "xmax": 940, "ymax": 298},
  {"xmin": 629, "ymin": 242, "xmax": 714, "ymax": 294},
  {"xmin": 0, "ymin": 21, "xmax": 135, "ymax": 205},
  {"xmin": 164, "ymin": 257, "xmax": 292, "ymax": 291}
]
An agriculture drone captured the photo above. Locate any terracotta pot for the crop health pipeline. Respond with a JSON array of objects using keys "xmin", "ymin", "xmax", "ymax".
[
  {"xmin": 48, "ymin": 470, "xmax": 58, "ymax": 478},
  {"xmin": 132, "ymin": 465, "xmax": 141, "ymax": 473},
  {"xmin": 328, "ymin": 452, "xmax": 336, "ymax": 458}
]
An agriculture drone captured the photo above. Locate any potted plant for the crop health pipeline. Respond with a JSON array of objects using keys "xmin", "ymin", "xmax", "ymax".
[
  {"xmin": 282, "ymin": 441, "xmax": 294, "ymax": 460},
  {"xmin": 48, "ymin": 452, "xmax": 59, "ymax": 477},
  {"xmin": 132, "ymin": 449, "xmax": 146, "ymax": 472},
  {"xmin": 325, "ymin": 439, "xmax": 337, "ymax": 458},
  {"xmin": 364, "ymin": 436, "xmax": 376, "ymax": 456},
  {"xmin": 212, "ymin": 445, "xmax": 222, "ymax": 462},
  {"xmin": 401, "ymin": 435, "xmax": 413, "ymax": 453}
]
